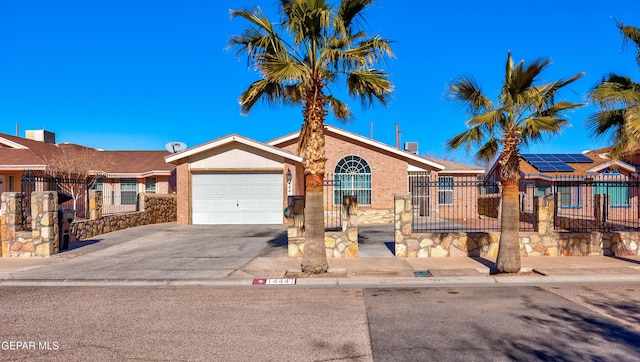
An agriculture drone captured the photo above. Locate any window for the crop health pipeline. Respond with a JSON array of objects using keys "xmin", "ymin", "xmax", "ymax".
[
  {"xmin": 8, "ymin": 176, "xmax": 14, "ymax": 192},
  {"xmin": 145, "ymin": 178, "xmax": 156, "ymax": 193},
  {"xmin": 438, "ymin": 176, "xmax": 454, "ymax": 205},
  {"xmin": 93, "ymin": 177, "xmax": 104, "ymax": 191},
  {"xmin": 120, "ymin": 178, "xmax": 137, "ymax": 205},
  {"xmin": 594, "ymin": 181, "xmax": 629, "ymax": 207},
  {"xmin": 557, "ymin": 184, "xmax": 581, "ymax": 208},
  {"xmin": 594, "ymin": 170, "xmax": 629, "ymax": 207},
  {"xmin": 536, "ymin": 181, "xmax": 550, "ymax": 197},
  {"xmin": 334, "ymin": 156, "xmax": 371, "ymax": 205}
]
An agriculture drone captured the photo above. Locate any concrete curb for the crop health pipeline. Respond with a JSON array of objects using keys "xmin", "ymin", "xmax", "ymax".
[{"xmin": 2, "ymin": 273, "xmax": 640, "ymax": 289}]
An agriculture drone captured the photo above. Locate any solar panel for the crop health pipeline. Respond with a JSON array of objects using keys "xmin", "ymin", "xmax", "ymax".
[
  {"xmin": 555, "ymin": 154, "xmax": 575, "ymax": 162},
  {"xmin": 566, "ymin": 154, "xmax": 593, "ymax": 163},
  {"xmin": 521, "ymin": 153, "xmax": 591, "ymax": 173}
]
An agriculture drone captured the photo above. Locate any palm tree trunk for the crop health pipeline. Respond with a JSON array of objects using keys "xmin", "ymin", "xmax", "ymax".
[
  {"xmin": 300, "ymin": 85, "xmax": 329, "ymax": 274},
  {"xmin": 496, "ymin": 147, "xmax": 521, "ymax": 273},
  {"xmin": 301, "ymin": 174, "xmax": 328, "ymax": 274},
  {"xmin": 496, "ymin": 176, "xmax": 521, "ymax": 273}
]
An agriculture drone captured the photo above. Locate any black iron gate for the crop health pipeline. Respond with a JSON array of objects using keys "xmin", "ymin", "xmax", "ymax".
[
  {"xmin": 20, "ymin": 170, "xmax": 89, "ymax": 230},
  {"xmin": 323, "ymin": 178, "xmax": 342, "ymax": 231}
]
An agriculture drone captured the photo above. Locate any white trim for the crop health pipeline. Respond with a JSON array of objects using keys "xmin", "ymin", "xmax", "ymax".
[
  {"xmin": 585, "ymin": 160, "xmax": 637, "ymax": 173},
  {"xmin": 140, "ymin": 170, "xmax": 172, "ymax": 177},
  {"xmin": 268, "ymin": 125, "xmax": 446, "ymax": 171},
  {"xmin": 0, "ymin": 165, "xmax": 47, "ymax": 169},
  {"xmin": 0, "ymin": 137, "xmax": 29, "ymax": 149},
  {"xmin": 439, "ymin": 169, "xmax": 485, "ymax": 175},
  {"xmin": 165, "ymin": 134, "xmax": 303, "ymax": 164}
]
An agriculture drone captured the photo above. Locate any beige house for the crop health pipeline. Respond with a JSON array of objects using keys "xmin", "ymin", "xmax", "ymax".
[
  {"xmin": 166, "ymin": 125, "xmax": 484, "ymax": 225},
  {"xmin": 0, "ymin": 129, "xmax": 175, "ymax": 217}
]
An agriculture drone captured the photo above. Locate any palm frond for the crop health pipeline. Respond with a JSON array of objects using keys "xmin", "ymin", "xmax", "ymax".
[
  {"xmin": 446, "ymin": 125, "xmax": 486, "ymax": 152},
  {"xmin": 466, "ymin": 109, "xmax": 505, "ymax": 130},
  {"xmin": 229, "ymin": 8, "xmax": 286, "ymax": 57},
  {"xmin": 346, "ymin": 69, "xmax": 393, "ymax": 106},
  {"xmin": 326, "ymin": 95, "xmax": 353, "ymax": 122},
  {"xmin": 521, "ymin": 116, "xmax": 569, "ymax": 144},
  {"xmin": 617, "ymin": 22, "xmax": 640, "ymax": 65},
  {"xmin": 586, "ymin": 109, "xmax": 627, "ymax": 138},
  {"xmin": 447, "ymin": 51, "xmax": 579, "ymax": 165},
  {"xmin": 261, "ymin": 54, "xmax": 310, "ymax": 83},
  {"xmin": 322, "ymin": 35, "xmax": 394, "ymax": 73},
  {"xmin": 280, "ymin": 0, "xmax": 332, "ymax": 44},
  {"xmin": 238, "ymin": 79, "xmax": 286, "ymax": 114},
  {"xmin": 283, "ymin": 84, "xmax": 305, "ymax": 105},
  {"xmin": 590, "ymin": 74, "xmax": 640, "ymax": 109},
  {"xmin": 536, "ymin": 100, "xmax": 585, "ymax": 119},
  {"xmin": 475, "ymin": 137, "xmax": 500, "ymax": 163},
  {"xmin": 504, "ymin": 56, "xmax": 552, "ymax": 106},
  {"xmin": 447, "ymin": 75, "xmax": 493, "ymax": 115},
  {"xmin": 335, "ymin": 0, "xmax": 371, "ymax": 37}
]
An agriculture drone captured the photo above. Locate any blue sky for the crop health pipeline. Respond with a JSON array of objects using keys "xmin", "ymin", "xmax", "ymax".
[{"xmin": 1, "ymin": 1, "xmax": 638, "ymax": 162}]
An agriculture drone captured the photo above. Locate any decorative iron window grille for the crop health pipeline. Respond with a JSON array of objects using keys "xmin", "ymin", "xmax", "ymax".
[{"xmin": 333, "ymin": 155, "xmax": 371, "ymax": 205}]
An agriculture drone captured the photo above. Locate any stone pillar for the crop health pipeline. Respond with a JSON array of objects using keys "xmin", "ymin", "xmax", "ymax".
[
  {"xmin": 30, "ymin": 191, "xmax": 59, "ymax": 256},
  {"xmin": 88, "ymin": 190, "xmax": 103, "ymax": 220},
  {"xmin": 286, "ymin": 195, "xmax": 305, "ymax": 257},
  {"xmin": 339, "ymin": 196, "xmax": 358, "ymax": 257},
  {"xmin": 533, "ymin": 195, "xmax": 555, "ymax": 235},
  {"xmin": 1, "ymin": 192, "xmax": 24, "ymax": 257},
  {"xmin": 394, "ymin": 195, "xmax": 412, "ymax": 257}
]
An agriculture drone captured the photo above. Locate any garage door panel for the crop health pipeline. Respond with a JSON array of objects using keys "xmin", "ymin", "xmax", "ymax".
[{"xmin": 191, "ymin": 172, "xmax": 283, "ymax": 225}]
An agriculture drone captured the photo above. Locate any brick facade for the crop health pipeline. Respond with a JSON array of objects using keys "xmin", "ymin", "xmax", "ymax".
[
  {"xmin": 176, "ymin": 163, "xmax": 190, "ymax": 225},
  {"xmin": 169, "ymin": 127, "xmax": 483, "ymax": 225},
  {"xmin": 277, "ymin": 132, "xmax": 410, "ymax": 210}
]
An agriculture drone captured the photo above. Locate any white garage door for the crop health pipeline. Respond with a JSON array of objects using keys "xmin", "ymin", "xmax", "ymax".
[{"xmin": 191, "ymin": 172, "xmax": 283, "ymax": 224}]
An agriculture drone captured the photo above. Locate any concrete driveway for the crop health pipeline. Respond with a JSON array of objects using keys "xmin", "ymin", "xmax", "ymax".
[
  {"xmin": 0, "ymin": 223, "xmax": 291, "ymax": 281},
  {"xmin": 358, "ymin": 224, "xmax": 395, "ymax": 258}
]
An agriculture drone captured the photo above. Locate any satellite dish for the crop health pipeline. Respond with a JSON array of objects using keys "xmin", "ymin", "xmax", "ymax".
[{"xmin": 165, "ymin": 141, "xmax": 187, "ymax": 153}]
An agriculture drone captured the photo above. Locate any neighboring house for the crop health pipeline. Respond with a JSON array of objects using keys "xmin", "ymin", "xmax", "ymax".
[
  {"xmin": 484, "ymin": 148, "xmax": 640, "ymax": 222},
  {"xmin": 0, "ymin": 129, "xmax": 175, "ymax": 217},
  {"xmin": 166, "ymin": 125, "xmax": 484, "ymax": 225}
]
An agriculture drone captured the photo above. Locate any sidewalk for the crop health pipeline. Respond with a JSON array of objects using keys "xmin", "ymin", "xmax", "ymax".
[{"xmin": 1, "ymin": 223, "xmax": 640, "ymax": 288}]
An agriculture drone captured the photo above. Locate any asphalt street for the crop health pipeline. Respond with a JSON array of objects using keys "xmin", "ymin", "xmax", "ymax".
[
  {"xmin": 1, "ymin": 285, "xmax": 639, "ymax": 361},
  {"xmin": 2, "ymin": 223, "xmax": 640, "ymax": 360}
]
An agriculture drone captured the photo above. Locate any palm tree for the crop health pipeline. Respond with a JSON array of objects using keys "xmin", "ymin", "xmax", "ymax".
[
  {"xmin": 228, "ymin": 0, "xmax": 393, "ymax": 274},
  {"xmin": 447, "ymin": 52, "xmax": 584, "ymax": 273},
  {"xmin": 588, "ymin": 22, "xmax": 640, "ymax": 159}
]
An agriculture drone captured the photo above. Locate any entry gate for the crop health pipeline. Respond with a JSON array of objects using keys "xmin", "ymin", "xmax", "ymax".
[{"xmin": 323, "ymin": 178, "xmax": 343, "ymax": 231}]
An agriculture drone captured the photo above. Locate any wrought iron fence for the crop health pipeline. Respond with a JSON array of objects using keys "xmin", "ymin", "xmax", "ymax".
[
  {"xmin": 409, "ymin": 174, "xmax": 640, "ymax": 233},
  {"xmin": 20, "ymin": 170, "xmax": 90, "ymax": 230},
  {"xmin": 550, "ymin": 176, "xmax": 640, "ymax": 232},
  {"xmin": 408, "ymin": 174, "xmax": 535, "ymax": 232},
  {"xmin": 323, "ymin": 177, "xmax": 342, "ymax": 231}
]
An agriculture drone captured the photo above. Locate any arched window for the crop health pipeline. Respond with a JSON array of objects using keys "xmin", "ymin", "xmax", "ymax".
[{"xmin": 333, "ymin": 155, "xmax": 371, "ymax": 205}]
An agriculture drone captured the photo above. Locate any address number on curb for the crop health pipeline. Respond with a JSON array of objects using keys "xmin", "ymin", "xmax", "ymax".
[{"xmin": 253, "ymin": 278, "xmax": 297, "ymax": 285}]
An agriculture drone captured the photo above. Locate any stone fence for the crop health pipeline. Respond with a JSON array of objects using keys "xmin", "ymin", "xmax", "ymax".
[
  {"xmin": 395, "ymin": 194, "xmax": 639, "ymax": 258},
  {"xmin": 70, "ymin": 191, "xmax": 176, "ymax": 241},
  {"xmin": 288, "ymin": 195, "xmax": 358, "ymax": 257},
  {"xmin": 1, "ymin": 190, "xmax": 176, "ymax": 257},
  {"xmin": 2, "ymin": 191, "xmax": 60, "ymax": 257}
]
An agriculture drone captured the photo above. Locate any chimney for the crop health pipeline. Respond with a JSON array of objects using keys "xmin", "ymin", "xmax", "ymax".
[{"xmin": 25, "ymin": 129, "xmax": 56, "ymax": 144}]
